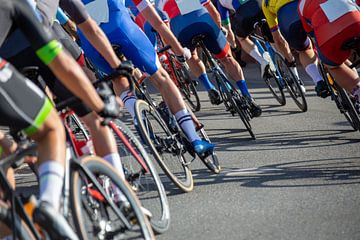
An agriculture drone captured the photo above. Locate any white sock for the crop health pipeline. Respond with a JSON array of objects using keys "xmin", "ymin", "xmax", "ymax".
[
  {"xmin": 175, "ymin": 109, "xmax": 201, "ymax": 142},
  {"xmin": 103, "ymin": 153, "xmax": 125, "ymax": 179},
  {"xmin": 38, "ymin": 161, "xmax": 64, "ymax": 211},
  {"xmin": 120, "ymin": 90, "xmax": 137, "ymax": 119},
  {"xmin": 249, "ymin": 47, "xmax": 265, "ymax": 65},
  {"xmin": 305, "ymin": 63, "xmax": 323, "ymax": 84},
  {"xmin": 290, "ymin": 66, "xmax": 300, "ymax": 80}
]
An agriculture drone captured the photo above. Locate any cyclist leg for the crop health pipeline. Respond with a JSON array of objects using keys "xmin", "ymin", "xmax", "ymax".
[
  {"xmin": 82, "ymin": 15, "xmax": 214, "ymax": 154},
  {"xmin": 277, "ymin": 1, "xmax": 324, "ymax": 93},
  {"xmin": 171, "ymin": 9, "xmax": 262, "ymax": 117},
  {"xmin": 231, "ymin": 0, "xmax": 269, "ymax": 77}
]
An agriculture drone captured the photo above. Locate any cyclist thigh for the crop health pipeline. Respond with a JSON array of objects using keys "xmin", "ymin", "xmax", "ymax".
[
  {"xmin": 232, "ymin": 0, "xmax": 263, "ymax": 38},
  {"xmin": 0, "ymin": 60, "xmax": 52, "ymax": 135},
  {"xmin": 81, "ymin": 15, "xmax": 158, "ymax": 76},
  {"xmin": 170, "ymin": 9, "xmax": 228, "ymax": 58},
  {"xmin": 277, "ymin": 1, "xmax": 310, "ymax": 51}
]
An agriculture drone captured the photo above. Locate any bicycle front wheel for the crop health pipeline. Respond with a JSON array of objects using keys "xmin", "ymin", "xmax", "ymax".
[
  {"xmin": 135, "ymin": 100, "xmax": 194, "ymax": 192},
  {"xmin": 111, "ymin": 119, "xmax": 170, "ymax": 233},
  {"xmin": 176, "ymin": 65, "xmax": 201, "ymax": 112},
  {"xmin": 216, "ymin": 71, "xmax": 255, "ymax": 139},
  {"xmin": 274, "ymin": 53, "xmax": 307, "ymax": 112},
  {"xmin": 71, "ymin": 156, "xmax": 154, "ymax": 240},
  {"xmin": 264, "ymin": 65, "xmax": 286, "ymax": 106}
]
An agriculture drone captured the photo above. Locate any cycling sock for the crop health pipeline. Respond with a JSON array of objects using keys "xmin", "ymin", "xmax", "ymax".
[
  {"xmin": 305, "ymin": 63, "xmax": 322, "ymax": 84},
  {"xmin": 103, "ymin": 153, "xmax": 125, "ymax": 179},
  {"xmin": 236, "ymin": 80, "xmax": 251, "ymax": 97},
  {"xmin": 120, "ymin": 90, "xmax": 137, "ymax": 119},
  {"xmin": 249, "ymin": 47, "xmax": 265, "ymax": 65},
  {"xmin": 38, "ymin": 161, "xmax": 64, "ymax": 212},
  {"xmin": 198, "ymin": 73, "xmax": 215, "ymax": 91},
  {"xmin": 175, "ymin": 109, "xmax": 201, "ymax": 142}
]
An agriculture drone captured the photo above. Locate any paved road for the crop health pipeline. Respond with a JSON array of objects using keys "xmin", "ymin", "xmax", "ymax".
[{"xmin": 16, "ymin": 64, "xmax": 360, "ymax": 240}]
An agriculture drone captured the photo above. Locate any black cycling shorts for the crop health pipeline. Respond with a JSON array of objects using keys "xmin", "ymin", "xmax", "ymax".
[
  {"xmin": 231, "ymin": 0, "xmax": 272, "ymax": 40},
  {"xmin": 0, "ymin": 59, "xmax": 52, "ymax": 135},
  {"xmin": 7, "ymin": 47, "xmax": 92, "ymax": 117}
]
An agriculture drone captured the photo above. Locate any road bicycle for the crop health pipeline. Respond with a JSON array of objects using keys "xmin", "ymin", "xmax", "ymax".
[
  {"xmin": 193, "ymin": 35, "xmax": 256, "ymax": 139},
  {"xmin": 318, "ymin": 37, "xmax": 360, "ymax": 131},
  {"xmin": 251, "ymin": 20, "xmax": 308, "ymax": 112}
]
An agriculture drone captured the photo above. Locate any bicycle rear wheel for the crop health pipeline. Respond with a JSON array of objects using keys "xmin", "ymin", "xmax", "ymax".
[
  {"xmin": 111, "ymin": 119, "xmax": 170, "ymax": 233},
  {"xmin": 176, "ymin": 65, "xmax": 201, "ymax": 112},
  {"xmin": 264, "ymin": 65, "xmax": 286, "ymax": 105},
  {"xmin": 71, "ymin": 156, "xmax": 154, "ymax": 240},
  {"xmin": 135, "ymin": 100, "xmax": 194, "ymax": 192},
  {"xmin": 274, "ymin": 53, "xmax": 308, "ymax": 112},
  {"xmin": 216, "ymin": 71, "xmax": 255, "ymax": 139}
]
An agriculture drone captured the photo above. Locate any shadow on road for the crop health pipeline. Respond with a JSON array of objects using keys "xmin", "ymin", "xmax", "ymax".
[
  {"xmin": 177, "ymin": 157, "xmax": 360, "ymax": 191},
  {"xmin": 206, "ymin": 128, "xmax": 359, "ymax": 152}
]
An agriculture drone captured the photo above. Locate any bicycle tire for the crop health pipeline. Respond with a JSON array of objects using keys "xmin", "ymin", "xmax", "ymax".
[
  {"xmin": 274, "ymin": 53, "xmax": 308, "ymax": 112},
  {"xmin": 111, "ymin": 119, "xmax": 170, "ymax": 233},
  {"xmin": 0, "ymin": 205, "xmax": 36, "ymax": 240},
  {"xmin": 135, "ymin": 100, "xmax": 194, "ymax": 192},
  {"xmin": 264, "ymin": 65, "xmax": 286, "ymax": 106},
  {"xmin": 197, "ymin": 127, "xmax": 221, "ymax": 174},
  {"xmin": 215, "ymin": 71, "xmax": 255, "ymax": 139},
  {"xmin": 320, "ymin": 66, "xmax": 360, "ymax": 131},
  {"xmin": 175, "ymin": 65, "xmax": 201, "ymax": 112},
  {"xmin": 71, "ymin": 156, "xmax": 154, "ymax": 240}
]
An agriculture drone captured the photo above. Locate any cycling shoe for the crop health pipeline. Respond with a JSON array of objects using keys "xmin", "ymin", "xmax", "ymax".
[{"xmin": 192, "ymin": 139, "xmax": 215, "ymax": 155}]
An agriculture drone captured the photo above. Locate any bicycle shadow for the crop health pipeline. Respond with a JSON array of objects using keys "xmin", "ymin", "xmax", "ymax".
[
  {"xmin": 207, "ymin": 128, "xmax": 360, "ymax": 152},
  {"xmin": 164, "ymin": 156, "xmax": 360, "ymax": 196}
]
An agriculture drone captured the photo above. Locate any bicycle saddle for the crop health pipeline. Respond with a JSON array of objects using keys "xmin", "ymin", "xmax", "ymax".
[{"xmin": 191, "ymin": 35, "xmax": 206, "ymax": 45}]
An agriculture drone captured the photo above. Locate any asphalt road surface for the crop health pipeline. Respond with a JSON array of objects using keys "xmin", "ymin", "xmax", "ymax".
[{"xmin": 15, "ymin": 64, "xmax": 360, "ymax": 240}]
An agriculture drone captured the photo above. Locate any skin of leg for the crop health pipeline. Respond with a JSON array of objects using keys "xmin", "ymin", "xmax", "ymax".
[
  {"xmin": 298, "ymin": 43, "xmax": 318, "ymax": 67},
  {"xmin": 272, "ymin": 30, "xmax": 294, "ymax": 62},
  {"xmin": 219, "ymin": 51, "xmax": 245, "ymax": 81},
  {"xmin": 238, "ymin": 36, "xmax": 256, "ymax": 54},
  {"xmin": 187, "ymin": 50, "xmax": 207, "ymax": 78},
  {"xmin": 81, "ymin": 112, "xmax": 118, "ymax": 157},
  {"xmin": 30, "ymin": 109, "xmax": 66, "ymax": 167},
  {"xmin": 0, "ymin": 131, "xmax": 17, "ymax": 190},
  {"xmin": 327, "ymin": 63, "xmax": 360, "ymax": 91}
]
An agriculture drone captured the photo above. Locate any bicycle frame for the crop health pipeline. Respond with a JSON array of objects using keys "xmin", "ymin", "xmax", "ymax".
[{"xmin": 251, "ymin": 34, "xmax": 285, "ymax": 87}]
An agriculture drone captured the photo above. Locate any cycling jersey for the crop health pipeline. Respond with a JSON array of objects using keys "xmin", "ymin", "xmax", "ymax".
[
  {"xmin": 262, "ymin": 0, "xmax": 295, "ymax": 31},
  {"xmin": 215, "ymin": 0, "xmax": 251, "ymax": 25},
  {"xmin": 298, "ymin": 0, "xmax": 360, "ymax": 66}
]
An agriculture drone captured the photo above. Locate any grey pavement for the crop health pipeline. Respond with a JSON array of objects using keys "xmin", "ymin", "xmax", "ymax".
[{"xmin": 15, "ymin": 64, "xmax": 360, "ymax": 240}]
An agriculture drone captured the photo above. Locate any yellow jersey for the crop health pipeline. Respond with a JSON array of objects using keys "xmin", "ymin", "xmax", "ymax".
[{"xmin": 261, "ymin": 0, "xmax": 295, "ymax": 30}]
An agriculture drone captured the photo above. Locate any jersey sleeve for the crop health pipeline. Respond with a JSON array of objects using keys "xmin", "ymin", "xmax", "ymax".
[
  {"xmin": 261, "ymin": 0, "xmax": 278, "ymax": 32},
  {"xmin": 56, "ymin": 7, "xmax": 69, "ymax": 25},
  {"xmin": 200, "ymin": 0, "xmax": 211, "ymax": 6},
  {"xmin": 132, "ymin": 0, "xmax": 151, "ymax": 12},
  {"xmin": 59, "ymin": 0, "xmax": 89, "ymax": 24},
  {"xmin": 216, "ymin": 0, "xmax": 230, "ymax": 26},
  {"xmin": 10, "ymin": 1, "xmax": 63, "ymax": 64}
]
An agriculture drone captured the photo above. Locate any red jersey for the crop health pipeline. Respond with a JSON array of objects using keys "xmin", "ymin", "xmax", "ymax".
[{"xmin": 298, "ymin": 0, "xmax": 360, "ymax": 46}]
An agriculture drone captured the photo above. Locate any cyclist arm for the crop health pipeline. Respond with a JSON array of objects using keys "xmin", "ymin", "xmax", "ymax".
[
  {"xmin": 203, "ymin": 0, "xmax": 222, "ymax": 28},
  {"xmin": 60, "ymin": 0, "xmax": 121, "ymax": 69},
  {"xmin": 261, "ymin": 2, "xmax": 292, "ymax": 62},
  {"xmin": 10, "ymin": 1, "xmax": 104, "ymax": 112},
  {"xmin": 216, "ymin": 1, "xmax": 236, "ymax": 48},
  {"xmin": 138, "ymin": 2, "xmax": 186, "ymax": 56},
  {"xmin": 56, "ymin": 8, "xmax": 78, "ymax": 40}
]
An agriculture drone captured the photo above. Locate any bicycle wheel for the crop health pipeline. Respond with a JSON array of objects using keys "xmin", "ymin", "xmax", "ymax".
[
  {"xmin": 264, "ymin": 65, "xmax": 286, "ymax": 106},
  {"xmin": 320, "ymin": 67, "xmax": 360, "ymax": 130},
  {"xmin": 175, "ymin": 65, "xmax": 201, "ymax": 112},
  {"xmin": 197, "ymin": 127, "xmax": 221, "ymax": 174},
  {"xmin": 111, "ymin": 119, "xmax": 170, "ymax": 233},
  {"xmin": 71, "ymin": 156, "xmax": 154, "ymax": 240},
  {"xmin": 135, "ymin": 100, "xmax": 194, "ymax": 192},
  {"xmin": 0, "ymin": 204, "xmax": 36, "ymax": 240},
  {"xmin": 274, "ymin": 53, "xmax": 308, "ymax": 112},
  {"xmin": 215, "ymin": 71, "xmax": 255, "ymax": 139}
]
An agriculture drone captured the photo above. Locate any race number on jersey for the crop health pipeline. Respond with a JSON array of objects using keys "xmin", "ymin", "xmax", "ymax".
[{"xmin": 320, "ymin": 0, "xmax": 359, "ymax": 23}]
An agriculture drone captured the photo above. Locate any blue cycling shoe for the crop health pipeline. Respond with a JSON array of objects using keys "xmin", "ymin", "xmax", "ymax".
[{"xmin": 192, "ymin": 139, "xmax": 215, "ymax": 155}]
